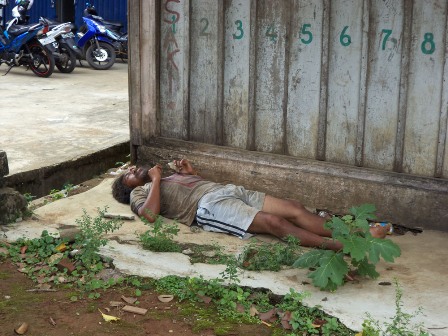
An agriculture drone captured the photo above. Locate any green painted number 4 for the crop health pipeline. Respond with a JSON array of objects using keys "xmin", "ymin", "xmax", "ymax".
[{"xmin": 266, "ymin": 25, "xmax": 278, "ymax": 42}]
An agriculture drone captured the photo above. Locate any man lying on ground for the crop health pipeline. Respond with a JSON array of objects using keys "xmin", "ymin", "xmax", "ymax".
[{"xmin": 112, "ymin": 159, "xmax": 387, "ymax": 251}]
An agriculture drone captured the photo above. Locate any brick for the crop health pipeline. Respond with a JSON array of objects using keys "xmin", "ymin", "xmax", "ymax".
[{"xmin": 56, "ymin": 257, "xmax": 76, "ymax": 274}]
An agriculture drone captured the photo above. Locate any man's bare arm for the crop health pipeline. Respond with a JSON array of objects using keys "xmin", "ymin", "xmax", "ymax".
[{"xmin": 138, "ymin": 165, "xmax": 162, "ymax": 222}]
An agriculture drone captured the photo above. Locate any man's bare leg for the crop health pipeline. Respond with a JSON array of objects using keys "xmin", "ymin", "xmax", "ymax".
[
  {"xmin": 261, "ymin": 195, "xmax": 388, "ymax": 239},
  {"xmin": 261, "ymin": 195, "xmax": 332, "ymax": 237},
  {"xmin": 248, "ymin": 211, "xmax": 342, "ymax": 251}
]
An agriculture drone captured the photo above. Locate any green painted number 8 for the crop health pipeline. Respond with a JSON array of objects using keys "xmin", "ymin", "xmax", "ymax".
[{"xmin": 421, "ymin": 33, "xmax": 435, "ymax": 55}]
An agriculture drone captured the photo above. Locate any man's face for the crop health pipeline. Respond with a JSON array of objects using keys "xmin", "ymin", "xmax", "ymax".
[{"xmin": 122, "ymin": 166, "xmax": 150, "ymax": 188}]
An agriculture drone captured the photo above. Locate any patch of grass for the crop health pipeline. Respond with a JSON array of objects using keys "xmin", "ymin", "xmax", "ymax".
[{"xmin": 241, "ymin": 235, "xmax": 302, "ymax": 272}]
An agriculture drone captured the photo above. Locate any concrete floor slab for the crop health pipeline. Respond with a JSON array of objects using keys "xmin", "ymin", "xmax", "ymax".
[
  {"xmin": 2, "ymin": 178, "xmax": 447, "ymax": 335},
  {"xmin": 0, "ymin": 62, "xmax": 129, "ymax": 175}
]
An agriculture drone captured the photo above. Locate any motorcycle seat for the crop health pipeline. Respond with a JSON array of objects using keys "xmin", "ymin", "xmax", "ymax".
[
  {"xmin": 7, "ymin": 23, "xmax": 40, "ymax": 37},
  {"xmin": 102, "ymin": 19, "xmax": 123, "ymax": 29}
]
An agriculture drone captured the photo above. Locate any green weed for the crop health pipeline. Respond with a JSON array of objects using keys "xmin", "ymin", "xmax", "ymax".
[
  {"xmin": 138, "ymin": 215, "xmax": 182, "ymax": 253},
  {"xmin": 362, "ymin": 280, "xmax": 430, "ymax": 336},
  {"xmin": 294, "ymin": 204, "xmax": 401, "ymax": 291}
]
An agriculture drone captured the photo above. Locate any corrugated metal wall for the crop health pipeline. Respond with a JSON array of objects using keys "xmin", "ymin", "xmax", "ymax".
[
  {"xmin": 2, "ymin": 0, "xmax": 127, "ymax": 32},
  {"xmin": 157, "ymin": 0, "xmax": 448, "ymax": 179}
]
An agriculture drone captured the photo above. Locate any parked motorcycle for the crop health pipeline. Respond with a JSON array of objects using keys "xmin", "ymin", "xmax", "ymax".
[
  {"xmin": 76, "ymin": 15, "xmax": 116, "ymax": 70},
  {"xmin": 83, "ymin": 3, "xmax": 127, "ymax": 62},
  {"xmin": 38, "ymin": 18, "xmax": 77, "ymax": 73},
  {"xmin": 0, "ymin": 12, "xmax": 55, "ymax": 77}
]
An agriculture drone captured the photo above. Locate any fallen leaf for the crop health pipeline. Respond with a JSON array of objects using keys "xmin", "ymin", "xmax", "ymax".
[
  {"xmin": 157, "ymin": 295, "xmax": 174, "ymax": 303},
  {"xmin": 197, "ymin": 295, "xmax": 211, "ymax": 304},
  {"xmin": 249, "ymin": 305, "xmax": 259, "ymax": 317},
  {"xmin": 98, "ymin": 309, "xmax": 120, "ymax": 322},
  {"xmin": 236, "ymin": 303, "xmax": 245, "ymax": 313},
  {"xmin": 49, "ymin": 317, "xmax": 56, "ymax": 326},
  {"xmin": 20, "ymin": 246, "xmax": 28, "ymax": 254},
  {"xmin": 14, "ymin": 322, "xmax": 29, "ymax": 335},
  {"xmin": 55, "ymin": 243, "xmax": 67, "ymax": 252},
  {"xmin": 258, "ymin": 308, "xmax": 276, "ymax": 322}
]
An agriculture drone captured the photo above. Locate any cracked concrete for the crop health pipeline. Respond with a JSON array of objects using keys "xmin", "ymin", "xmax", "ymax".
[{"xmin": 2, "ymin": 178, "xmax": 447, "ymax": 335}]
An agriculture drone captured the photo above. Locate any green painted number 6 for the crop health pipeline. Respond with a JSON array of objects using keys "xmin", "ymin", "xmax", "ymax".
[
  {"xmin": 340, "ymin": 26, "xmax": 351, "ymax": 46},
  {"xmin": 300, "ymin": 23, "xmax": 313, "ymax": 44}
]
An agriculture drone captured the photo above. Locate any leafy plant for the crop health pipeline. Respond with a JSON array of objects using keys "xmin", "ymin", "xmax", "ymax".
[
  {"xmin": 138, "ymin": 215, "xmax": 182, "ymax": 252},
  {"xmin": 361, "ymin": 280, "xmax": 430, "ymax": 336},
  {"xmin": 74, "ymin": 207, "xmax": 123, "ymax": 268},
  {"xmin": 294, "ymin": 204, "xmax": 401, "ymax": 291},
  {"xmin": 241, "ymin": 235, "xmax": 302, "ymax": 271},
  {"xmin": 50, "ymin": 189, "xmax": 65, "ymax": 200}
]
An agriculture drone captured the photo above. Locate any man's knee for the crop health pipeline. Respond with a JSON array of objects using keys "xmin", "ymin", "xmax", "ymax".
[{"xmin": 249, "ymin": 212, "xmax": 288, "ymax": 235}]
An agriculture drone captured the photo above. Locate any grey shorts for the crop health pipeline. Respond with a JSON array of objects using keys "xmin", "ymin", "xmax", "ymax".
[{"xmin": 195, "ymin": 184, "xmax": 265, "ymax": 239}]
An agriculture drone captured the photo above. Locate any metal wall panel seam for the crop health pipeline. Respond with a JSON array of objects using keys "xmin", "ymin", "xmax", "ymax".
[
  {"xmin": 394, "ymin": 0, "xmax": 413, "ymax": 173},
  {"xmin": 355, "ymin": 0, "xmax": 369, "ymax": 167},
  {"xmin": 248, "ymin": 0, "xmax": 258, "ymax": 151},
  {"xmin": 282, "ymin": 0, "xmax": 292, "ymax": 155},
  {"xmin": 128, "ymin": 0, "xmax": 142, "ymax": 150},
  {"xmin": 436, "ymin": 5, "xmax": 448, "ymax": 178},
  {"xmin": 317, "ymin": 0, "xmax": 331, "ymax": 160},
  {"xmin": 186, "ymin": 0, "xmax": 193, "ymax": 141},
  {"xmin": 216, "ymin": 1, "xmax": 225, "ymax": 146},
  {"xmin": 140, "ymin": 0, "xmax": 156, "ymax": 144}
]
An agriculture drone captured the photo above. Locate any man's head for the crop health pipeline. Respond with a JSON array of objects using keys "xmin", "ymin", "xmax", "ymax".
[{"xmin": 112, "ymin": 166, "xmax": 150, "ymax": 204}]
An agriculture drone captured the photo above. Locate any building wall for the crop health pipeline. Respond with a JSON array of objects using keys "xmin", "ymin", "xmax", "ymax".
[{"xmin": 133, "ymin": 0, "xmax": 448, "ymax": 229}]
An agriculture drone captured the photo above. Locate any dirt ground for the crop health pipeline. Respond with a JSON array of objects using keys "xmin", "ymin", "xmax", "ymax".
[{"xmin": 0, "ymin": 260, "xmax": 273, "ymax": 336}]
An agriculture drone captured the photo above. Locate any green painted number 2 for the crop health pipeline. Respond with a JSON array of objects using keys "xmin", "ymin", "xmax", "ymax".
[
  {"xmin": 233, "ymin": 20, "xmax": 244, "ymax": 39},
  {"xmin": 300, "ymin": 23, "xmax": 313, "ymax": 44},
  {"xmin": 421, "ymin": 32, "xmax": 435, "ymax": 54}
]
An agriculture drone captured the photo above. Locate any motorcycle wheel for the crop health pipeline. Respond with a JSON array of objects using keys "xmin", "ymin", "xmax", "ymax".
[
  {"xmin": 86, "ymin": 41, "xmax": 116, "ymax": 70},
  {"xmin": 56, "ymin": 45, "xmax": 77, "ymax": 73},
  {"xmin": 27, "ymin": 43, "xmax": 55, "ymax": 78}
]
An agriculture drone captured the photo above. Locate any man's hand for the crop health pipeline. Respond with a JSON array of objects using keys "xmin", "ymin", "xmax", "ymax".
[
  {"xmin": 148, "ymin": 164, "xmax": 162, "ymax": 181},
  {"xmin": 173, "ymin": 159, "xmax": 197, "ymax": 175}
]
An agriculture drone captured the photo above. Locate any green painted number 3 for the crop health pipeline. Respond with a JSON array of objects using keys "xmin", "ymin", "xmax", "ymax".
[
  {"xmin": 421, "ymin": 33, "xmax": 435, "ymax": 54},
  {"xmin": 233, "ymin": 20, "xmax": 244, "ymax": 40},
  {"xmin": 300, "ymin": 23, "xmax": 313, "ymax": 44}
]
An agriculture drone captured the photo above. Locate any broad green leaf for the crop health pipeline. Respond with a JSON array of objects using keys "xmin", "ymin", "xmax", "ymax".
[
  {"xmin": 326, "ymin": 217, "xmax": 350, "ymax": 239},
  {"xmin": 368, "ymin": 238, "xmax": 401, "ymax": 264},
  {"xmin": 339, "ymin": 236, "xmax": 369, "ymax": 261},
  {"xmin": 354, "ymin": 258, "xmax": 380, "ymax": 279},
  {"xmin": 293, "ymin": 249, "xmax": 325, "ymax": 268},
  {"xmin": 350, "ymin": 204, "xmax": 377, "ymax": 221},
  {"xmin": 308, "ymin": 251, "xmax": 348, "ymax": 290},
  {"xmin": 353, "ymin": 218, "xmax": 370, "ymax": 232}
]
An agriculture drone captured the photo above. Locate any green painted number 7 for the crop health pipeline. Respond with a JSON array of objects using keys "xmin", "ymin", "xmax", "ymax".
[{"xmin": 382, "ymin": 29, "xmax": 392, "ymax": 50}]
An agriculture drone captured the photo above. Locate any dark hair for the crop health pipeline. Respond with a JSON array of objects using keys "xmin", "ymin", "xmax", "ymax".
[{"xmin": 112, "ymin": 174, "xmax": 133, "ymax": 204}]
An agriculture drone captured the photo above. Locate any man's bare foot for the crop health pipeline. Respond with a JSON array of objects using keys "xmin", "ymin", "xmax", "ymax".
[{"xmin": 369, "ymin": 225, "xmax": 388, "ymax": 239}]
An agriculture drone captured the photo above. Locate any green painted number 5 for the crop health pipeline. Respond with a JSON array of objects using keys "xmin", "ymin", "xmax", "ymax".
[
  {"xmin": 233, "ymin": 20, "xmax": 244, "ymax": 40},
  {"xmin": 300, "ymin": 23, "xmax": 313, "ymax": 44}
]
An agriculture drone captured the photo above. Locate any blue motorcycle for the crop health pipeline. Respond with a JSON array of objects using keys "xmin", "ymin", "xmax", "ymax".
[
  {"xmin": 76, "ymin": 15, "xmax": 116, "ymax": 70},
  {"xmin": 0, "ymin": 8, "xmax": 55, "ymax": 77}
]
